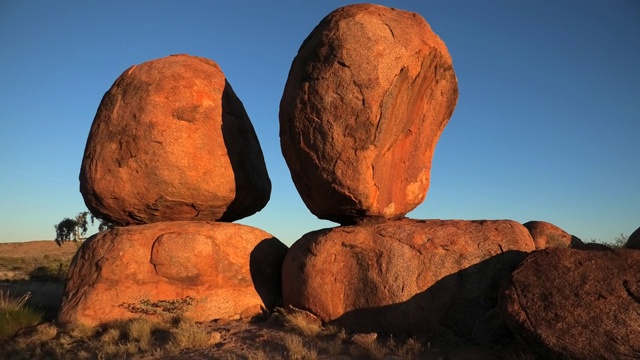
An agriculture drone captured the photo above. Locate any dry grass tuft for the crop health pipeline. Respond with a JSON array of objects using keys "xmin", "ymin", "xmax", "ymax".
[
  {"xmin": 395, "ymin": 337, "xmax": 424, "ymax": 358},
  {"xmin": 0, "ymin": 315, "xmax": 210, "ymax": 359},
  {"xmin": 276, "ymin": 307, "xmax": 323, "ymax": 338},
  {"xmin": 0, "ymin": 290, "xmax": 31, "ymax": 309},
  {"xmin": 283, "ymin": 333, "xmax": 318, "ymax": 360},
  {"xmin": 0, "ymin": 291, "xmax": 43, "ymax": 340},
  {"xmin": 351, "ymin": 343, "xmax": 387, "ymax": 359}
]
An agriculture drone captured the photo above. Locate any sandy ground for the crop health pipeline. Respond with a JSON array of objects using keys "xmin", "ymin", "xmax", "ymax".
[{"xmin": 0, "ymin": 240, "xmax": 79, "ymax": 259}]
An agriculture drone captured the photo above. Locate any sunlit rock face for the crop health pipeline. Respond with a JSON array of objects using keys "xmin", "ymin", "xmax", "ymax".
[
  {"xmin": 522, "ymin": 220, "xmax": 578, "ymax": 249},
  {"xmin": 282, "ymin": 219, "xmax": 535, "ymax": 335},
  {"xmin": 279, "ymin": 4, "xmax": 458, "ymax": 225},
  {"xmin": 58, "ymin": 221, "xmax": 287, "ymax": 326}
]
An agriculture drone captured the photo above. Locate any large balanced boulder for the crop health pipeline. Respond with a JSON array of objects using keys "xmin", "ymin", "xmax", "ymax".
[
  {"xmin": 522, "ymin": 220, "xmax": 577, "ymax": 249},
  {"xmin": 58, "ymin": 221, "xmax": 287, "ymax": 326},
  {"xmin": 624, "ymin": 226, "xmax": 640, "ymax": 249},
  {"xmin": 499, "ymin": 248, "xmax": 640, "ymax": 360},
  {"xmin": 282, "ymin": 219, "xmax": 534, "ymax": 336},
  {"xmin": 80, "ymin": 54, "xmax": 271, "ymax": 225},
  {"xmin": 280, "ymin": 4, "xmax": 458, "ymax": 225}
]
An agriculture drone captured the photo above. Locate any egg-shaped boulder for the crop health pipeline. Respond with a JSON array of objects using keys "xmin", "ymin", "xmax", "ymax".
[
  {"xmin": 280, "ymin": 4, "xmax": 458, "ymax": 225},
  {"xmin": 80, "ymin": 54, "xmax": 271, "ymax": 225}
]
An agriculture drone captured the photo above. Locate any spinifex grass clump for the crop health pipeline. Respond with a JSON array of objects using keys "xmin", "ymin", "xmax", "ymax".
[
  {"xmin": 0, "ymin": 315, "xmax": 210, "ymax": 359},
  {"xmin": 0, "ymin": 291, "xmax": 43, "ymax": 339}
]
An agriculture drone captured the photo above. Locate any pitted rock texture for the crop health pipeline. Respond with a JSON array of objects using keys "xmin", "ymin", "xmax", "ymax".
[
  {"xmin": 282, "ymin": 219, "xmax": 534, "ymax": 335},
  {"xmin": 624, "ymin": 226, "xmax": 640, "ymax": 249},
  {"xmin": 57, "ymin": 221, "xmax": 288, "ymax": 326},
  {"xmin": 279, "ymin": 4, "xmax": 458, "ymax": 225},
  {"xmin": 80, "ymin": 54, "xmax": 271, "ymax": 225},
  {"xmin": 522, "ymin": 220, "xmax": 577, "ymax": 249},
  {"xmin": 499, "ymin": 248, "xmax": 640, "ymax": 360}
]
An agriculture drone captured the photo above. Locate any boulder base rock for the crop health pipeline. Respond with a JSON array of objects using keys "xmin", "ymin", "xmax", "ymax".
[
  {"xmin": 57, "ymin": 222, "xmax": 287, "ymax": 326},
  {"xmin": 522, "ymin": 221, "xmax": 577, "ymax": 249},
  {"xmin": 282, "ymin": 219, "xmax": 534, "ymax": 336},
  {"xmin": 499, "ymin": 248, "xmax": 640, "ymax": 360},
  {"xmin": 280, "ymin": 4, "xmax": 458, "ymax": 225},
  {"xmin": 81, "ymin": 54, "xmax": 271, "ymax": 225}
]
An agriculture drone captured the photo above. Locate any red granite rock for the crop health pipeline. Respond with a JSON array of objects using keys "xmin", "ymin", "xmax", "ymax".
[
  {"xmin": 500, "ymin": 248, "xmax": 640, "ymax": 360},
  {"xmin": 282, "ymin": 219, "xmax": 534, "ymax": 335},
  {"xmin": 80, "ymin": 54, "xmax": 270, "ymax": 225},
  {"xmin": 280, "ymin": 4, "xmax": 458, "ymax": 225},
  {"xmin": 57, "ymin": 221, "xmax": 287, "ymax": 326},
  {"xmin": 522, "ymin": 220, "xmax": 576, "ymax": 249}
]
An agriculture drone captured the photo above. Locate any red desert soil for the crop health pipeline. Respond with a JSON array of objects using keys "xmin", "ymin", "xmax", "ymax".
[{"xmin": 0, "ymin": 240, "xmax": 78, "ymax": 259}]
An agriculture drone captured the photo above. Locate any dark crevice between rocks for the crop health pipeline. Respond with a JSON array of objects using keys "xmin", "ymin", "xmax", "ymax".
[{"xmin": 622, "ymin": 280, "xmax": 640, "ymax": 304}]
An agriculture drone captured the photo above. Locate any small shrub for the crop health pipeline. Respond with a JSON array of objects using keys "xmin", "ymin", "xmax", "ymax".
[
  {"xmin": 29, "ymin": 260, "xmax": 70, "ymax": 281},
  {"xmin": 276, "ymin": 307, "xmax": 323, "ymax": 338},
  {"xmin": 612, "ymin": 233, "xmax": 628, "ymax": 248}
]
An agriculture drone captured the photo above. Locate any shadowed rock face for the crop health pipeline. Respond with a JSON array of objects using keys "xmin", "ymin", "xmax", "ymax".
[
  {"xmin": 624, "ymin": 226, "xmax": 640, "ymax": 249},
  {"xmin": 80, "ymin": 54, "xmax": 271, "ymax": 225},
  {"xmin": 57, "ymin": 221, "xmax": 288, "ymax": 326},
  {"xmin": 499, "ymin": 248, "xmax": 640, "ymax": 360},
  {"xmin": 282, "ymin": 219, "xmax": 534, "ymax": 336},
  {"xmin": 279, "ymin": 4, "xmax": 458, "ymax": 225},
  {"xmin": 522, "ymin": 220, "xmax": 576, "ymax": 249}
]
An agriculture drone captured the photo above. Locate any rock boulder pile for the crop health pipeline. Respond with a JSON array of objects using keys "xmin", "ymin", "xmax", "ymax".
[
  {"xmin": 59, "ymin": 54, "xmax": 287, "ymax": 326},
  {"xmin": 280, "ymin": 4, "xmax": 534, "ymax": 337},
  {"xmin": 57, "ymin": 5, "xmax": 637, "ymax": 357}
]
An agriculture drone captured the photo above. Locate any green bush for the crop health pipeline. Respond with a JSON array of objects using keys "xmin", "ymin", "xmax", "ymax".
[{"xmin": 28, "ymin": 261, "xmax": 70, "ymax": 282}]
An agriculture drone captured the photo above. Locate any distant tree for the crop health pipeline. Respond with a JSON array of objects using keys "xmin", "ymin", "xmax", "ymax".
[
  {"xmin": 92, "ymin": 214, "xmax": 113, "ymax": 233},
  {"xmin": 54, "ymin": 211, "xmax": 114, "ymax": 246}
]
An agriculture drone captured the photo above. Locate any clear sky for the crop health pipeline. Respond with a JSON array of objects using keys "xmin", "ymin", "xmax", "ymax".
[{"xmin": 1, "ymin": 1, "xmax": 638, "ymax": 246}]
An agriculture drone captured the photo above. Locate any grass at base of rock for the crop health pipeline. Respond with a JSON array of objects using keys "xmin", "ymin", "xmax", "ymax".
[
  {"xmin": 1, "ymin": 315, "xmax": 211, "ymax": 359},
  {"xmin": 0, "ymin": 291, "xmax": 44, "ymax": 340}
]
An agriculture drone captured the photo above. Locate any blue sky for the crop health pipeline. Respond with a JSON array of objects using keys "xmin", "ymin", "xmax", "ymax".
[{"xmin": 1, "ymin": 1, "xmax": 638, "ymax": 246}]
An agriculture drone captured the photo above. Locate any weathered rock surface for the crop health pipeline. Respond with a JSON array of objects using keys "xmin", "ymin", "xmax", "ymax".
[
  {"xmin": 522, "ymin": 220, "xmax": 577, "ymax": 249},
  {"xmin": 280, "ymin": 4, "xmax": 458, "ymax": 225},
  {"xmin": 499, "ymin": 248, "xmax": 640, "ymax": 360},
  {"xmin": 80, "ymin": 54, "xmax": 271, "ymax": 225},
  {"xmin": 58, "ymin": 221, "xmax": 287, "ymax": 326},
  {"xmin": 624, "ymin": 226, "xmax": 640, "ymax": 249},
  {"xmin": 282, "ymin": 219, "xmax": 534, "ymax": 335}
]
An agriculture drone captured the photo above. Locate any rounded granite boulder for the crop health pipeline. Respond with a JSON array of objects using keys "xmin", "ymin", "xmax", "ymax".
[{"xmin": 80, "ymin": 54, "xmax": 271, "ymax": 225}]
